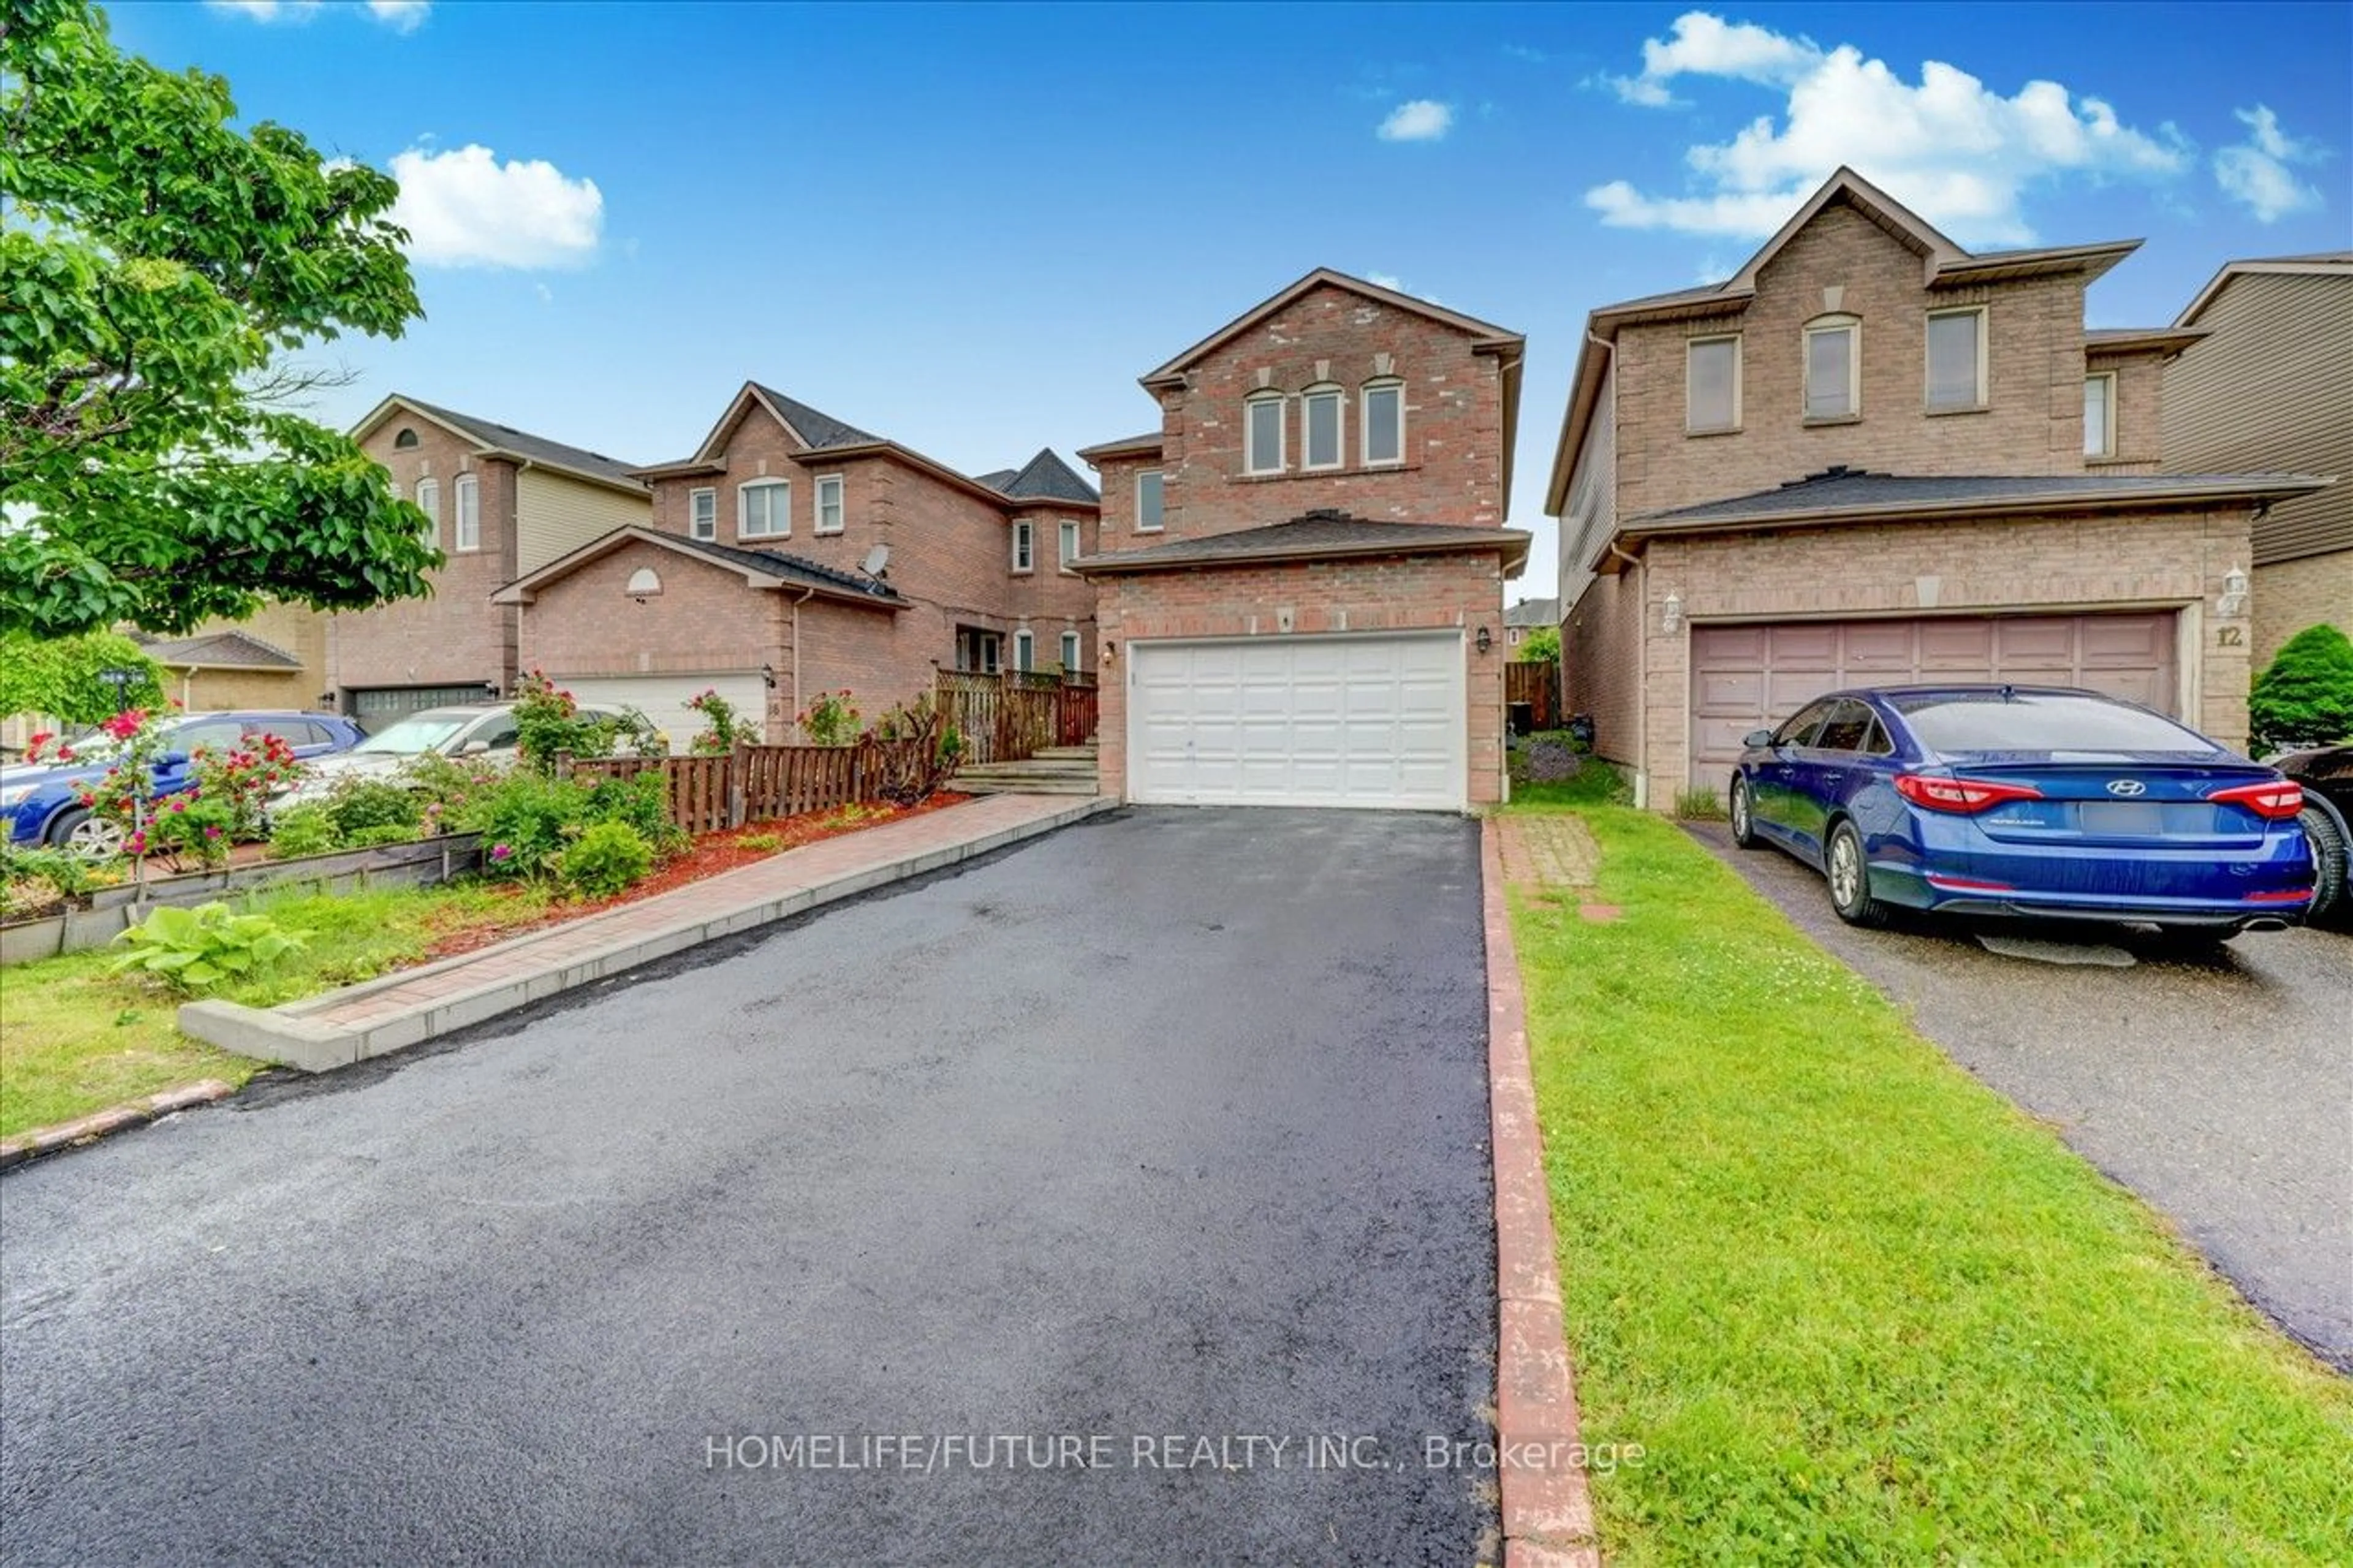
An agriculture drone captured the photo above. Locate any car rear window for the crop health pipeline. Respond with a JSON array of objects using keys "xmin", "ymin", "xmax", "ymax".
[{"xmin": 1894, "ymin": 692, "xmax": 2218, "ymax": 754}]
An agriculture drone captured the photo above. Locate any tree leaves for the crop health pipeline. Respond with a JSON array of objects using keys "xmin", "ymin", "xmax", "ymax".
[{"xmin": 0, "ymin": 1, "xmax": 436, "ymax": 637}]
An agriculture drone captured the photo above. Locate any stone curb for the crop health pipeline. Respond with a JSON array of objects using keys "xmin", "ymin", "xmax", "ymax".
[
  {"xmin": 0, "ymin": 1080, "xmax": 236, "ymax": 1172},
  {"xmin": 1482, "ymin": 818, "xmax": 1602, "ymax": 1567},
  {"xmin": 179, "ymin": 797, "xmax": 1115, "ymax": 1075}
]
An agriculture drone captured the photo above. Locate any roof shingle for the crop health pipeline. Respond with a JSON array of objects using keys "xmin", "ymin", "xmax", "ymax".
[{"xmin": 397, "ymin": 398, "xmax": 645, "ymax": 485}]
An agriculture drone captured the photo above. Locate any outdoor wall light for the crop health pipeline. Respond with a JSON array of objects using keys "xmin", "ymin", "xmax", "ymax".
[
  {"xmin": 1476, "ymin": 626, "xmax": 1493, "ymax": 654},
  {"xmin": 1661, "ymin": 592, "xmax": 1684, "ymax": 635},
  {"xmin": 760, "ymin": 663, "xmax": 777, "ymax": 689},
  {"xmin": 1101, "ymin": 641, "xmax": 1118, "ymax": 665},
  {"xmin": 2218, "ymin": 566, "xmax": 2250, "ymax": 619}
]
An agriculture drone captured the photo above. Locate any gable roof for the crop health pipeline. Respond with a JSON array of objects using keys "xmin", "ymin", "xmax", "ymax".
[
  {"xmin": 997, "ymin": 449, "xmax": 1099, "ymax": 504},
  {"xmin": 1504, "ymin": 598, "xmax": 1558, "ymax": 629},
  {"xmin": 491, "ymin": 526, "xmax": 905, "ymax": 610},
  {"xmin": 1589, "ymin": 466, "xmax": 2332, "ymax": 572},
  {"xmin": 135, "ymin": 629, "xmax": 305, "ymax": 671},
  {"xmin": 1546, "ymin": 167, "xmax": 2145, "ymax": 513},
  {"xmin": 1140, "ymin": 267, "xmax": 1523, "ymax": 390},
  {"xmin": 2173, "ymin": 252, "xmax": 2353, "ymax": 327},
  {"xmin": 1070, "ymin": 509, "xmax": 1529, "ymax": 578},
  {"xmin": 638, "ymin": 381, "xmax": 884, "ymax": 475},
  {"xmin": 972, "ymin": 469, "xmax": 1020, "ymax": 490},
  {"xmin": 351, "ymin": 396, "xmax": 648, "ymax": 494}
]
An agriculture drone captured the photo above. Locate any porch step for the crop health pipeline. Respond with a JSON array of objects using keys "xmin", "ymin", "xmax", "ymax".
[
  {"xmin": 955, "ymin": 741, "xmax": 1099, "ymax": 796},
  {"xmin": 956, "ymin": 775, "xmax": 1101, "ymax": 797}
]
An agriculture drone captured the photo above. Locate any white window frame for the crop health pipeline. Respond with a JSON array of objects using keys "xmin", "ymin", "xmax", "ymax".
[
  {"xmin": 2084, "ymin": 372, "xmax": 2118, "ymax": 458},
  {"xmin": 1135, "ymin": 469, "xmax": 1165, "ymax": 531},
  {"xmin": 1803, "ymin": 315, "xmax": 1862, "ymax": 420},
  {"xmin": 689, "ymin": 487, "xmax": 718, "ymax": 542},
  {"xmin": 1010, "ymin": 518, "xmax": 1034, "ymax": 574},
  {"xmin": 1244, "ymin": 390, "xmax": 1285, "ymax": 475},
  {"xmin": 1012, "ymin": 629, "xmax": 1034, "ymax": 673},
  {"xmin": 1924, "ymin": 306, "xmax": 1988, "ymax": 412},
  {"xmin": 1060, "ymin": 629, "xmax": 1080, "ymax": 673},
  {"xmin": 738, "ymin": 477, "xmax": 791, "ymax": 540},
  {"xmin": 414, "ymin": 477, "xmax": 440, "ymax": 542},
  {"xmin": 453, "ymin": 473, "xmax": 480, "ymax": 552},
  {"xmin": 1058, "ymin": 518, "xmax": 1081, "ymax": 573},
  {"xmin": 1684, "ymin": 335, "xmax": 1742, "ymax": 434},
  {"xmin": 1361, "ymin": 380, "xmax": 1404, "ymax": 466},
  {"xmin": 814, "ymin": 474, "xmax": 844, "ymax": 535},
  {"xmin": 1300, "ymin": 384, "xmax": 1344, "ymax": 471}
]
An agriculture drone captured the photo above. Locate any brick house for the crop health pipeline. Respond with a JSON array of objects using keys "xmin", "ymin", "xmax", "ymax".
[
  {"xmin": 339, "ymin": 396, "xmax": 651, "ymax": 727},
  {"xmin": 493, "ymin": 382, "xmax": 1097, "ymax": 744},
  {"xmin": 1073, "ymin": 269, "xmax": 1529, "ymax": 809},
  {"xmin": 2162, "ymin": 253, "xmax": 2352, "ymax": 668},
  {"xmin": 1544, "ymin": 167, "xmax": 2328, "ymax": 808}
]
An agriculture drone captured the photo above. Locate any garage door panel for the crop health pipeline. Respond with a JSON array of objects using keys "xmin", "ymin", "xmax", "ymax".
[
  {"xmin": 1919, "ymin": 620, "xmax": 1995, "ymax": 666},
  {"xmin": 1768, "ymin": 624, "xmax": 1841, "ymax": 665},
  {"xmin": 1129, "ymin": 635, "xmax": 1466, "ymax": 810},
  {"xmin": 1694, "ymin": 668, "xmax": 1765, "ymax": 713},
  {"xmin": 559, "ymin": 674, "xmax": 765, "ymax": 754}
]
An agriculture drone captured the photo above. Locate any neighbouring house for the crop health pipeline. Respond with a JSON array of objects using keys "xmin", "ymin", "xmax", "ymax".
[
  {"xmin": 2162, "ymin": 253, "xmax": 2352, "ymax": 669},
  {"xmin": 1505, "ymin": 597, "xmax": 1558, "ymax": 648},
  {"xmin": 1073, "ymin": 268, "xmax": 1529, "ymax": 810},
  {"xmin": 1545, "ymin": 167, "xmax": 2329, "ymax": 808},
  {"xmin": 336, "ymin": 396, "xmax": 653, "ymax": 727},
  {"xmin": 138, "ymin": 600, "xmax": 330, "ymax": 712},
  {"xmin": 493, "ymin": 381, "xmax": 1097, "ymax": 744}
]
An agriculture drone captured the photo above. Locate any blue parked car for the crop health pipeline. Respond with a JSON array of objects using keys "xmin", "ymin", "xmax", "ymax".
[
  {"xmin": 0, "ymin": 711, "xmax": 365, "ymax": 857},
  {"xmin": 1726, "ymin": 685, "xmax": 2314, "ymax": 938}
]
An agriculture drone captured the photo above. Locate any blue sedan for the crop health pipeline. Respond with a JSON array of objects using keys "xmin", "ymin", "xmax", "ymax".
[
  {"xmin": 1726, "ymin": 686, "xmax": 2315, "ymax": 937},
  {"xmin": 0, "ymin": 711, "xmax": 365, "ymax": 855}
]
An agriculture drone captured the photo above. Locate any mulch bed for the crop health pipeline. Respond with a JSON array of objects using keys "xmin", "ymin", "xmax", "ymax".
[{"xmin": 421, "ymin": 792, "xmax": 972, "ymax": 960}]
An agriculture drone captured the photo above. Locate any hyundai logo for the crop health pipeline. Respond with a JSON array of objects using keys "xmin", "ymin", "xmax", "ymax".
[{"xmin": 2106, "ymin": 779, "xmax": 2147, "ymax": 797}]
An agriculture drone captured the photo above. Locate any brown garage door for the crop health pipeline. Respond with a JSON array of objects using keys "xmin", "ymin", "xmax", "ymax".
[{"xmin": 1689, "ymin": 613, "xmax": 2179, "ymax": 788}]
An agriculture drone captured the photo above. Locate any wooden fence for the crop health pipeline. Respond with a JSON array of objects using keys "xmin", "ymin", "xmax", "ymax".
[
  {"xmin": 564, "ymin": 728, "xmax": 949, "ymax": 837},
  {"xmin": 1505, "ymin": 661, "xmax": 1561, "ymax": 733},
  {"xmin": 934, "ymin": 671, "xmax": 1097, "ymax": 765}
]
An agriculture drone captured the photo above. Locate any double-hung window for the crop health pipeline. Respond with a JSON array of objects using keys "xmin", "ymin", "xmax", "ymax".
[
  {"xmin": 453, "ymin": 474, "xmax": 480, "ymax": 551},
  {"xmin": 1061, "ymin": 629, "xmax": 1081, "ymax": 673},
  {"xmin": 1135, "ymin": 470, "xmax": 1164, "ymax": 531},
  {"xmin": 1010, "ymin": 519, "xmax": 1034, "ymax": 574},
  {"xmin": 1244, "ymin": 392, "xmax": 1284, "ymax": 474},
  {"xmin": 1804, "ymin": 316, "xmax": 1860, "ymax": 420},
  {"xmin": 1058, "ymin": 519, "xmax": 1081, "ymax": 572},
  {"xmin": 414, "ymin": 477, "xmax": 440, "ymax": 542},
  {"xmin": 2083, "ymin": 373, "xmax": 2117, "ymax": 458},
  {"xmin": 739, "ymin": 479, "xmax": 790, "ymax": 539},
  {"xmin": 1012, "ymin": 629, "xmax": 1034, "ymax": 673},
  {"xmin": 1686, "ymin": 336, "xmax": 1741, "ymax": 433},
  {"xmin": 1301, "ymin": 385, "xmax": 1343, "ymax": 471},
  {"xmin": 814, "ymin": 475, "xmax": 844, "ymax": 534},
  {"xmin": 689, "ymin": 487, "xmax": 717, "ymax": 541},
  {"xmin": 1362, "ymin": 381, "xmax": 1403, "ymax": 465},
  {"xmin": 1925, "ymin": 308, "xmax": 1987, "ymax": 411}
]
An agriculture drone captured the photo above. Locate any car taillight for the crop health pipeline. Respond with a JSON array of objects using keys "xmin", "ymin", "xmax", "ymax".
[
  {"xmin": 2205, "ymin": 780, "xmax": 2303, "ymax": 820},
  {"xmin": 1894, "ymin": 774, "xmax": 2045, "ymax": 814}
]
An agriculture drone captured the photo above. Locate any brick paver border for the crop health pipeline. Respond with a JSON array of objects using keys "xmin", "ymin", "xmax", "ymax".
[{"xmin": 1482, "ymin": 817, "xmax": 1602, "ymax": 1567}]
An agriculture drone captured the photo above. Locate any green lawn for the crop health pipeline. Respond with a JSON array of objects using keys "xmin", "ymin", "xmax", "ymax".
[
  {"xmin": 0, "ymin": 882, "xmax": 547, "ymax": 1139},
  {"xmin": 1507, "ymin": 789, "xmax": 2353, "ymax": 1563}
]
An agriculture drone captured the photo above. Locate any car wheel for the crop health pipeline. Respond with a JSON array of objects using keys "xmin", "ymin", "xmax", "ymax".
[
  {"xmin": 49, "ymin": 808, "xmax": 123, "ymax": 861},
  {"xmin": 1729, "ymin": 775, "xmax": 1762, "ymax": 849},
  {"xmin": 2297, "ymin": 803, "xmax": 2347, "ymax": 922},
  {"xmin": 1825, "ymin": 819, "xmax": 1890, "ymax": 928}
]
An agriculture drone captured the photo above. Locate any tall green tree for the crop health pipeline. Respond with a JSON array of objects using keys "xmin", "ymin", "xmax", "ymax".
[
  {"xmin": 0, "ymin": 627, "xmax": 161, "ymax": 722},
  {"xmin": 0, "ymin": 0, "xmax": 439, "ymax": 638}
]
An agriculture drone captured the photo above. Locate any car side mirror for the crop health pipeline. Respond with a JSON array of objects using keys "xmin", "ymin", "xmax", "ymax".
[
  {"xmin": 1743, "ymin": 729, "xmax": 1775, "ymax": 749},
  {"xmin": 157, "ymin": 749, "xmax": 191, "ymax": 770},
  {"xmin": 458, "ymin": 739, "xmax": 491, "ymax": 757}
]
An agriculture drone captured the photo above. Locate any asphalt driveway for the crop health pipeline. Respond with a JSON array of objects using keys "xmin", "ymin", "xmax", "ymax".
[
  {"xmin": 1687, "ymin": 821, "xmax": 2353, "ymax": 1372},
  {"xmin": 1, "ymin": 808, "xmax": 1498, "ymax": 1565}
]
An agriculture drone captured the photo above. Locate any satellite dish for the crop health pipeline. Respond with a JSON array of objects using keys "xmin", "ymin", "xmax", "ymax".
[{"xmin": 862, "ymin": 544, "xmax": 890, "ymax": 579}]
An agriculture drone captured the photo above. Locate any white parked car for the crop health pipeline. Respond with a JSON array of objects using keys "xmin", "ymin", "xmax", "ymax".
[{"xmin": 274, "ymin": 702, "xmax": 638, "ymax": 806}]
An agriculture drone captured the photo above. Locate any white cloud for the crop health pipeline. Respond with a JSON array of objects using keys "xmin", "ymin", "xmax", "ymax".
[
  {"xmin": 2213, "ymin": 105, "xmax": 2325, "ymax": 222},
  {"xmin": 1366, "ymin": 271, "xmax": 1404, "ymax": 290},
  {"xmin": 387, "ymin": 145, "xmax": 603, "ymax": 270},
  {"xmin": 1377, "ymin": 100, "xmax": 1453, "ymax": 143},
  {"xmin": 366, "ymin": 1, "xmax": 430, "ymax": 31},
  {"xmin": 206, "ymin": 0, "xmax": 321, "ymax": 20},
  {"xmin": 1587, "ymin": 11, "xmax": 2189, "ymax": 246}
]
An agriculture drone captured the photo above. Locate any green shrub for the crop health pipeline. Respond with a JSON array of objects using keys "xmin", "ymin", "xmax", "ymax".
[
  {"xmin": 582, "ymin": 771, "xmax": 687, "ymax": 856},
  {"xmin": 149, "ymin": 792, "xmax": 235, "ymax": 868},
  {"xmin": 552, "ymin": 820, "xmax": 653, "ymax": 900},
  {"xmin": 1, "ymin": 843, "xmax": 119, "ymax": 902},
  {"xmin": 2249, "ymin": 624, "xmax": 2353, "ymax": 755},
  {"xmin": 1517, "ymin": 624, "xmax": 1560, "ymax": 663},
  {"xmin": 325, "ymin": 775, "xmax": 425, "ymax": 839},
  {"xmin": 344, "ymin": 822, "xmax": 423, "ymax": 848},
  {"xmin": 110, "ymin": 902, "xmax": 309, "ymax": 992},
  {"xmin": 265, "ymin": 803, "xmax": 343, "ymax": 860},
  {"xmin": 464, "ymin": 771, "xmax": 588, "ymax": 878}
]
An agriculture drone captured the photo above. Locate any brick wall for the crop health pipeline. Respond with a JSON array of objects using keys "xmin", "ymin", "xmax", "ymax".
[
  {"xmin": 335, "ymin": 419, "xmax": 518, "ymax": 695},
  {"xmin": 1154, "ymin": 282, "xmax": 1509, "ymax": 538},
  {"xmin": 1621, "ymin": 505, "xmax": 2253, "ymax": 801},
  {"xmin": 1563, "ymin": 567, "xmax": 1644, "ymax": 767},
  {"xmin": 1091, "ymin": 452, "xmax": 1161, "ymax": 545},
  {"xmin": 2253, "ymin": 550, "xmax": 2353, "ymax": 669},
  {"xmin": 2085, "ymin": 346, "xmax": 2166, "ymax": 473},
  {"xmin": 1613, "ymin": 204, "xmax": 2096, "ymax": 517},
  {"xmin": 1093, "ymin": 551, "xmax": 1510, "ymax": 804}
]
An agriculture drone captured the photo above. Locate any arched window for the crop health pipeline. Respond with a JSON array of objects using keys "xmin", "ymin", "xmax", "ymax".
[
  {"xmin": 414, "ymin": 477, "xmax": 440, "ymax": 541},
  {"xmin": 1244, "ymin": 390, "xmax": 1284, "ymax": 475},
  {"xmin": 393, "ymin": 428, "xmax": 420, "ymax": 449},
  {"xmin": 1361, "ymin": 378, "xmax": 1405, "ymax": 465},
  {"xmin": 1300, "ymin": 383, "xmax": 1344, "ymax": 471}
]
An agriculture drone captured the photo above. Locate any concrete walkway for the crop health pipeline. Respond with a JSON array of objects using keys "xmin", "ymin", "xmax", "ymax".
[{"xmin": 180, "ymin": 793, "xmax": 1110, "ymax": 1073}]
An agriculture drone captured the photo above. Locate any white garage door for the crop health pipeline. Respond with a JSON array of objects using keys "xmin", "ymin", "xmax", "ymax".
[
  {"xmin": 559, "ymin": 674, "xmax": 768, "ymax": 756},
  {"xmin": 1688, "ymin": 612, "xmax": 2180, "ymax": 789},
  {"xmin": 1129, "ymin": 634, "xmax": 1466, "ymax": 810}
]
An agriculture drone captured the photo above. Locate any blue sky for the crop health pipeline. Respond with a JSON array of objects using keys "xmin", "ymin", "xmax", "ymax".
[{"xmin": 112, "ymin": 1, "xmax": 2353, "ymax": 599}]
